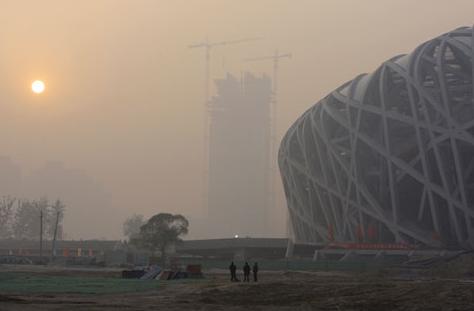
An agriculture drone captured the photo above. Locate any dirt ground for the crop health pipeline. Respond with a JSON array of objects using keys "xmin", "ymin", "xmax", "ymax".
[{"xmin": 1, "ymin": 266, "xmax": 474, "ymax": 310}]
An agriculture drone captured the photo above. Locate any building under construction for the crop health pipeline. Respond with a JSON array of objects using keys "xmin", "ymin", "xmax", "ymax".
[{"xmin": 208, "ymin": 72, "xmax": 272, "ymax": 238}]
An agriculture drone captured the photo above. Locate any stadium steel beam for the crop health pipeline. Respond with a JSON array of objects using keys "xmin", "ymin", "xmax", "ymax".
[{"xmin": 279, "ymin": 27, "xmax": 474, "ymax": 249}]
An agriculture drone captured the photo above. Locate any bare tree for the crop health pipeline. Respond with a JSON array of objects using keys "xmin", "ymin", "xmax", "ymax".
[
  {"xmin": 50, "ymin": 199, "xmax": 65, "ymax": 260},
  {"xmin": 0, "ymin": 196, "xmax": 16, "ymax": 239},
  {"xmin": 12, "ymin": 198, "xmax": 66, "ymax": 240},
  {"xmin": 49, "ymin": 200, "xmax": 65, "ymax": 239},
  {"xmin": 13, "ymin": 200, "xmax": 40, "ymax": 240}
]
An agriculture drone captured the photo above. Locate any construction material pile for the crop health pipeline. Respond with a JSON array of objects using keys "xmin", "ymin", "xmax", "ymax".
[
  {"xmin": 0, "ymin": 256, "xmax": 33, "ymax": 265},
  {"xmin": 122, "ymin": 264, "xmax": 203, "ymax": 280}
]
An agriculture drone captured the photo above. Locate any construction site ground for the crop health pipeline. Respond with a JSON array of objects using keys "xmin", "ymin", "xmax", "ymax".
[{"xmin": 0, "ymin": 264, "xmax": 474, "ymax": 310}]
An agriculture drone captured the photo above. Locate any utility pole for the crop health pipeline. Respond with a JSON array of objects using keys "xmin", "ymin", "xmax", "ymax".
[
  {"xmin": 51, "ymin": 210, "xmax": 61, "ymax": 262},
  {"xmin": 189, "ymin": 37, "xmax": 262, "ymax": 216},
  {"xmin": 244, "ymin": 50, "xmax": 291, "ymax": 233},
  {"xmin": 39, "ymin": 208, "xmax": 43, "ymax": 262}
]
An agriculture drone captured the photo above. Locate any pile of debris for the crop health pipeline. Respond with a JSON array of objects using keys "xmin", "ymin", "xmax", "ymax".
[
  {"xmin": 0, "ymin": 256, "xmax": 33, "ymax": 265},
  {"xmin": 122, "ymin": 264, "xmax": 203, "ymax": 280}
]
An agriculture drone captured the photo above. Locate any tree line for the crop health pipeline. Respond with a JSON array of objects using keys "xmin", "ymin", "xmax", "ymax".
[{"xmin": 0, "ymin": 196, "xmax": 65, "ymax": 240}]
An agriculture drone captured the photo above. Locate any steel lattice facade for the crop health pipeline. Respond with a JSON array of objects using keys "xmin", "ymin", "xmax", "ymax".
[{"xmin": 279, "ymin": 27, "xmax": 474, "ymax": 249}]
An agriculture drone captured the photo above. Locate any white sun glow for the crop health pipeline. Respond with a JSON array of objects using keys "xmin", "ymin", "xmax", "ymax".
[{"xmin": 32, "ymin": 80, "xmax": 45, "ymax": 94}]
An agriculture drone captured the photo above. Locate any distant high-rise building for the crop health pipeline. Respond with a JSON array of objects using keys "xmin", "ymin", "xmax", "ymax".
[{"xmin": 208, "ymin": 73, "xmax": 272, "ymax": 238}]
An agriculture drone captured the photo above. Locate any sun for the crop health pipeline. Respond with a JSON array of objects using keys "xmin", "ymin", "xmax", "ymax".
[{"xmin": 31, "ymin": 80, "xmax": 45, "ymax": 94}]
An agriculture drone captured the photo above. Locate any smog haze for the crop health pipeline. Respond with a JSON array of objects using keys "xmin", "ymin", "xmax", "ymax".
[{"xmin": 0, "ymin": 0, "xmax": 473, "ymax": 239}]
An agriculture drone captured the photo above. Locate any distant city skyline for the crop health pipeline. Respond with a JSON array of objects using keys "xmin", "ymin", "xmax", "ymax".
[{"xmin": 0, "ymin": 156, "xmax": 111, "ymax": 239}]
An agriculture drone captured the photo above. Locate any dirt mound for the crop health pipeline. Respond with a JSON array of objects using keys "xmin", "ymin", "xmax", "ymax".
[
  {"xmin": 429, "ymin": 251, "xmax": 474, "ymax": 278},
  {"xmin": 2, "ymin": 269, "xmax": 474, "ymax": 310},
  {"xmin": 0, "ymin": 295, "xmax": 25, "ymax": 303}
]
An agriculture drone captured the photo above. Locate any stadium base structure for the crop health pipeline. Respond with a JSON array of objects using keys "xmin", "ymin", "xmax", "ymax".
[{"xmin": 279, "ymin": 27, "xmax": 474, "ymax": 250}]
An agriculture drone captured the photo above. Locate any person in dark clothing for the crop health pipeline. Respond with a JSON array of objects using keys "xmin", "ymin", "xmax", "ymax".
[
  {"xmin": 243, "ymin": 262, "xmax": 251, "ymax": 282},
  {"xmin": 252, "ymin": 262, "xmax": 259, "ymax": 282},
  {"xmin": 229, "ymin": 261, "xmax": 237, "ymax": 282}
]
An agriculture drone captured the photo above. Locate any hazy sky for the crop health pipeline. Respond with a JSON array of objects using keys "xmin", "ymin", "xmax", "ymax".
[{"xmin": 0, "ymin": 0, "xmax": 473, "ymax": 239}]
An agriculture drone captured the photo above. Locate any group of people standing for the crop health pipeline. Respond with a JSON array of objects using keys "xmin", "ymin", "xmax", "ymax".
[{"xmin": 229, "ymin": 261, "xmax": 258, "ymax": 282}]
